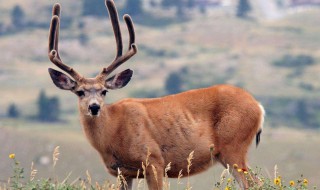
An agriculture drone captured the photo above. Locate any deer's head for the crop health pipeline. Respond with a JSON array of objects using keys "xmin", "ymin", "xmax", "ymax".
[{"xmin": 48, "ymin": 0, "xmax": 137, "ymax": 117}]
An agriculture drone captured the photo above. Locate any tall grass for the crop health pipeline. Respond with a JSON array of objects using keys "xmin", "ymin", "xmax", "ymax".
[{"xmin": 1, "ymin": 146, "xmax": 317, "ymax": 190}]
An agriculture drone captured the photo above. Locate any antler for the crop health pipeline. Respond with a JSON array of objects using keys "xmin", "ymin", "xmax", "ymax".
[
  {"xmin": 48, "ymin": 3, "xmax": 82, "ymax": 81},
  {"xmin": 97, "ymin": 0, "xmax": 137, "ymax": 80}
]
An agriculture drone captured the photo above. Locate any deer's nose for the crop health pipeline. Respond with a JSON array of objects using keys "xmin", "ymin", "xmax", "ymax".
[{"xmin": 89, "ymin": 103, "xmax": 100, "ymax": 116}]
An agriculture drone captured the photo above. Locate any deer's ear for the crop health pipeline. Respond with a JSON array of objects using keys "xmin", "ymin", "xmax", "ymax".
[
  {"xmin": 105, "ymin": 69, "xmax": 133, "ymax": 90},
  {"xmin": 48, "ymin": 68, "xmax": 76, "ymax": 90}
]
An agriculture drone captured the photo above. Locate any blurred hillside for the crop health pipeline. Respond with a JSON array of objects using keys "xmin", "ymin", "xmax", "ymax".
[{"xmin": 0, "ymin": 0, "xmax": 320, "ymax": 128}]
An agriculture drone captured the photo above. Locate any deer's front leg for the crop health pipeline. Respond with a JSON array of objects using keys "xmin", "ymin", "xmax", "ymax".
[{"xmin": 146, "ymin": 165, "xmax": 163, "ymax": 190}]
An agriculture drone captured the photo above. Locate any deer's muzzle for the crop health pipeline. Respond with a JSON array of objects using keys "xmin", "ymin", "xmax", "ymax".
[{"xmin": 89, "ymin": 103, "xmax": 100, "ymax": 116}]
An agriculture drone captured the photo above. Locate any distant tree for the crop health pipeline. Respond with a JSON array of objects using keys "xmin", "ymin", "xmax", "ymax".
[
  {"xmin": 37, "ymin": 90, "xmax": 61, "ymax": 122},
  {"xmin": 161, "ymin": 0, "xmax": 174, "ymax": 8},
  {"xmin": 7, "ymin": 103, "xmax": 20, "ymax": 118},
  {"xmin": 165, "ymin": 72, "xmax": 183, "ymax": 94},
  {"xmin": 150, "ymin": 0, "xmax": 157, "ymax": 7},
  {"xmin": 187, "ymin": 0, "xmax": 196, "ymax": 9},
  {"xmin": 82, "ymin": 0, "xmax": 106, "ymax": 17},
  {"xmin": 161, "ymin": 0, "xmax": 186, "ymax": 18},
  {"xmin": 273, "ymin": 54, "xmax": 315, "ymax": 68},
  {"xmin": 236, "ymin": 0, "xmax": 252, "ymax": 18},
  {"xmin": 296, "ymin": 99, "xmax": 308, "ymax": 124},
  {"xmin": 123, "ymin": 0, "xmax": 144, "ymax": 16},
  {"xmin": 79, "ymin": 32, "xmax": 89, "ymax": 46},
  {"xmin": 11, "ymin": 5, "xmax": 25, "ymax": 28},
  {"xmin": 199, "ymin": 5, "xmax": 207, "ymax": 14}
]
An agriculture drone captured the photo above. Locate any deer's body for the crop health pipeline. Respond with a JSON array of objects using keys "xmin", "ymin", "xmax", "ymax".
[
  {"xmin": 47, "ymin": 1, "xmax": 264, "ymax": 189},
  {"xmin": 80, "ymin": 84, "xmax": 264, "ymax": 188}
]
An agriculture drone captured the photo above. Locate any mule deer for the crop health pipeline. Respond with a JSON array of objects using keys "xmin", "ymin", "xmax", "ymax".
[{"xmin": 48, "ymin": 0, "xmax": 264, "ymax": 189}]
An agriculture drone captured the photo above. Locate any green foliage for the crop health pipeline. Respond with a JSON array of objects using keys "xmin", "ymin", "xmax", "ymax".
[
  {"xmin": 7, "ymin": 103, "xmax": 20, "ymax": 118},
  {"xmin": 37, "ymin": 90, "xmax": 61, "ymax": 122},
  {"xmin": 236, "ymin": 0, "xmax": 252, "ymax": 18},
  {"xmin": 10, "ymin": 157, "xmax": 24, "ymax": 190},
  {"xmin": 11, "ymin": 5, "xmax": 25, "ymax": 29}
]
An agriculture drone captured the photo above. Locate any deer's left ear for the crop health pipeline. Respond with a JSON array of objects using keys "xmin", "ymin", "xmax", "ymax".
[{"xmin": 105, "ymin": 69, "xmax": 133, "ymax": 89}]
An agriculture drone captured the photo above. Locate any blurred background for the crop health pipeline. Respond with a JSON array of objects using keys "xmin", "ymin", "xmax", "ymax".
[{"xmin": 0, "ymin": 0, "xmax": 320, "ymax": 188}]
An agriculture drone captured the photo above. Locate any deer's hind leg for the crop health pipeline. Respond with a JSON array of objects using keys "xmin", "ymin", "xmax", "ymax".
[{"xmin": 216, "ymin": 147, "xmax": 250, "ymax": 189}]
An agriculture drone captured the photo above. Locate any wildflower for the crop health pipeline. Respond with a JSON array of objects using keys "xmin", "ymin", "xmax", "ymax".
[
  {"xmin": 303, "ymin": 179, "xmax": 308, "ymax": 186},
  {"xmin": 233, "ymin": 164, "xmax": 238, "ymax": 169},
  {"xmin": 227, "ymin": 178, "xmax": 232, "ymax": 183},
  {"xmin": 225, "ymin": 187, "xmax": 230, "ymax": 190},
  {"xmin": 289, "ymin": 180, "xmax": 295, "ymax": 186},
  {"xmin": 9, "ymin": 154, "xmax": 15, "ymax": 159},
  {"xmin": 274, "ymin": 177, "xmax": 281, "ymax": 186},
  {"xmin": 244, "ymin": 171, "xmax": 248, "ymax": 175},
  {"xmin": 237, "ymin": 168, "xmax": 242, "ymax": 173}
]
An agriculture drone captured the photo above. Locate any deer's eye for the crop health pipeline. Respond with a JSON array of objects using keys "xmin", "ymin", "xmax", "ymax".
[
  {"xmin": 76, "ymin": 90, "xmax": 85, "ymax": 97},
  {"xmin": 101, "ymin": 90, "xmax": 107, "ymax": 96}
]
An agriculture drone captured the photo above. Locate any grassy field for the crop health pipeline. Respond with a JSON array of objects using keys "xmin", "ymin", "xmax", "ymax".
[{"xmin": 1, "ymin": 120, "xmax": 320, "ymax": 188}]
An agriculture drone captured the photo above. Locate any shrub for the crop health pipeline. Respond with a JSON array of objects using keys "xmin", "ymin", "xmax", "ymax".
[
  {"xmin": 37, "ymin": 90, "xmax": 61, "ymax": 122},
  {"xmin": 273, "ymin": 54, "xmax": 315, "ymax": 68},
  {"xmin": 7, "ymin": 103, "xmax": 20, "ymax": 118}
]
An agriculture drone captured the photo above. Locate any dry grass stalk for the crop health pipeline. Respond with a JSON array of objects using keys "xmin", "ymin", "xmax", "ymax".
[
  {"xmin": 136, "ymin": 169, "xmax": 143, "ymax": 190},
  {"xmin": 29, "ymin": 162, "xmax": 38, "ymax": 181},
  {"xmin": 220, "ymin": 164, "xmax": 230, "ymax": 184},
  {"xmin": 86, "ymin": 170, "xmax": 92, "ymax": 185},
  {"xmin": 116, "ymin": 168, "xmax": 128, "ymax": 190},
  {"xmin": 52, "ymin": 146, "xmax": 60, "ymax": 168},
  {"xmin": 80, "ymin": 179, "xmax": 86, "ymax": 189},
  {"xmin": 61, "ymin": 171, "xmax": 72, "ymax": 185},
  {"xmin": 163, "ymin": 162, "xmax": 171, "ymax": 190},
  {"xmin": 186, "ymin": 151, "xmax": 194, "ymax": 190},
  {"xmin": 96, "ymin": 181, "xmax": 102, "ymax": 190},
  {"xmin": 177, "ymin": 169, "xmax": 183, "ymax": 189},
  {"xmin": 151, "ymin": 165, "xmax": 159, "ymax": 189},
  {"xmin": 142, "ymin": 147, "xmax": 151, "ymax": 190}
]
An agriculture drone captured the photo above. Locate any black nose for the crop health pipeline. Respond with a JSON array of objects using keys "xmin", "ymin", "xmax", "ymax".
[{"xmin": 89, "ymin": 104, "xmax": 100, "ymax": 115}]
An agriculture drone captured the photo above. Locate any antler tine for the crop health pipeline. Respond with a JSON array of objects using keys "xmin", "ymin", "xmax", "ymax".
[
  {"xmin": 98, "ymin": 0, "xmax": 137, "ymax": 79},
  {"xmin": 48, "ymin": 3, "xmax": 82, "ymax": 81}
]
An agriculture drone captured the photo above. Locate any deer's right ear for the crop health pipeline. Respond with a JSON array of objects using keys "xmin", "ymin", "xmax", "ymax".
[{"xmin": 48, "ymin": 68, "xmax": 76, "ymax": 90}]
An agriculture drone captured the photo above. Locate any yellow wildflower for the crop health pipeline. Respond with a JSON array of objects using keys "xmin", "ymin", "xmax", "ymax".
[
  {"xmin": 227, "ymin": 178, "xmax": 232, "ymax": 183},
  {"xmin": 274, "ymin": 177, "xmax": 281, "ymax": 186},
  {"xmin": 9, "ymin": 154, "xmax": 15, "ymax": 159},
  {"xmin": 289, "ymin": 180, "xmax": 295, "ymax": 186},
  {"xmin": 244, "ymin": 171, "xmax": 248, "ymax": 175},
  {"xmin": 237, "ymin": 168, "xmax": 242, "ymax": 173},
  {"xmin": 224, "ymin": 187, "xmax": 230, "ymax": 190},
  {"xmin": 233, "ymin": 164, "xmax": 238, "ymax": 169},
  {"xmin": 303, "ymin": 179, "xmax": 308, "ymax": 186}
]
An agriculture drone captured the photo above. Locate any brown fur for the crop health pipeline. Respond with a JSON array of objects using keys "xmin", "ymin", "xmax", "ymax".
[{"xmin": 78, "ymin": 84, "xmax": 264, "ymax": 189}]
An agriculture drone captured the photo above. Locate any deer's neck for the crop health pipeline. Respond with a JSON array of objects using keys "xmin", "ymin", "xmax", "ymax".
[{"xmin": 79, "ymin": 105, "xmax": 114, "ymax": 152}]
